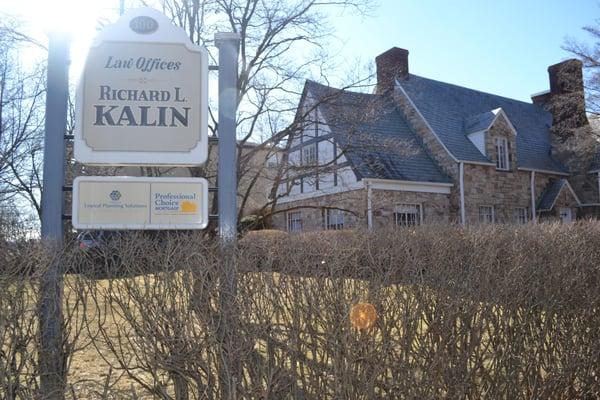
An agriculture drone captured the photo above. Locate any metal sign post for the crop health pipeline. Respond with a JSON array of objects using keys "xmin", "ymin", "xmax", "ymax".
[
  {"xmin": 215, "ymin": 32, "xmax": 240, "ymax": 399},
  {"xmin": 216, "ymin": 32, "xmax": 240, "ymax": 241},
  {"xmin": 39, "ymin": 32, "xmax": 70, "ymax": 400}
]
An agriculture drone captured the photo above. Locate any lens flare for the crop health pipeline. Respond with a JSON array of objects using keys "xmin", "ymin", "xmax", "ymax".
[{"xmin": 350, "ymin": 302, "xmax": 377, "ymax": 330}]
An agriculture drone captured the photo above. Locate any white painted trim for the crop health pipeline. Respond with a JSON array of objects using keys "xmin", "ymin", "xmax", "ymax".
[
  {"xmin": 277, "ymin": 181, "xmax": 365, "ymax": 204},
  {"xmin": 459, "ymin": 162, "xmax": 466, "ymax": 226},
  {"xmin": 565, "ymin": 180, "xmax": 583, "ymax": 206},
  {"xmin": 478, "ymin": 204, "xmax": 495, "ymax": 223},
  {"xmin": 590, "ymin": 169, "xmax": 600, "ymax": 174},
  {"xmin": 393, "ymin": 203, "xmax": 423, "ymax": 226},
  {"xmin": 366, "ymin": 182, "xmax": 373, "ymax": 230},
  {"xmin": 518, "ymin": 167, "xmax": 570, "ymax": 177},
  {"xmin": 530, "ymin": 89, "xmax": 551, "ymax": 98},
  {"xmin": 278, "ymin": 177, "xmax": 453, "ymax": 204},
  {"xmin": 458, "ymin": 160, "xmax": 496, "ymax": 167},
  {"xmin": 530, "ymin": 171, "xmax": 537, "ymax": 223},
  {"xmin": 597, "ymin": 172, "xmax": 600, "ymax": 204},
  {"xmin": 394, "ymin": 81, "xmax": 459, "ymax": 163},
  {"xmin": 494, "ymin": 136, "xmax": 510, "ymax": 171},
  {"xmin": 363, "ymin": 178, "xmax": 453, "ymax": 194},
  {"xmin": 491, "ymin": 108, "xmax": 518, "ymax": 137}
]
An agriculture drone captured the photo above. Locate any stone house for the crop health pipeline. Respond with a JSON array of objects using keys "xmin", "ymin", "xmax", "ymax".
[{"xmin": 271, "ymin": 47, "xmax": 599, "ymax": 232}]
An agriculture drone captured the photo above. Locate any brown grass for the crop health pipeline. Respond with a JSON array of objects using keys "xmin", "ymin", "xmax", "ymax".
[{"xmin": 2, "ymin": 223, "xmax": 600, "ymax": 399}]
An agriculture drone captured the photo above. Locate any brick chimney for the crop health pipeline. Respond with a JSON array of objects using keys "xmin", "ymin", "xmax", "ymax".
[{"xmin": 375, "ymin": 47, "xmax": 409, "ymax": 94}]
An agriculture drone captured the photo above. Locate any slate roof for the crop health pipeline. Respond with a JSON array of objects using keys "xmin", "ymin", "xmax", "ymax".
[
  {"xmin": 397, "ymin": 74, "xmax": 568, "ymax": 173},
  {"xmin": 304, "ymin": 80, "xmax": 451, "ymax": 183},
  {"xmin": 537, "ymin": 179, "xmax": 568, "ymax": 211},
  {"xmin": 464, "ymin": 110, "xmax": 498, "ymax": 135}
]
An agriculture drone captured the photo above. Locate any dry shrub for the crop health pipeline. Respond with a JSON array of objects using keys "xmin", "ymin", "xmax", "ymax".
[{"xmin": 3, "ymin": 223, "xmax": 600, "ymax": 399}]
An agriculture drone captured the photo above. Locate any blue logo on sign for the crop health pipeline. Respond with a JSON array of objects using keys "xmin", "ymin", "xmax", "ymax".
[{"xmin": 109, "ymin": 190, "xmax": 122, "ymax": 201}]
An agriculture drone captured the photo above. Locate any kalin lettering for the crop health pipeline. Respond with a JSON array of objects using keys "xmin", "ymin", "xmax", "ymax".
[{"xmin": 94, "ymin": 105, "xmax": 191, "ymax": 127}]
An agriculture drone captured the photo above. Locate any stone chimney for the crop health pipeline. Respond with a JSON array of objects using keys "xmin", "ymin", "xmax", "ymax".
[
  {"xmin": 532, "ymin": 59, "xmax": 588, "ymax": 131},
  {"xmin": 375, "ymin": 47, "xmax": 409, "ymax": 94},
  {"xmin": 539, "ymin": 59, "xmax": 597, "ymax": 204}
]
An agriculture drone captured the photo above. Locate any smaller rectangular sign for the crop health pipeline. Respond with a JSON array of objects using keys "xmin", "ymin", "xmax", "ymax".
[{"xmin": 72, "ymin": 176, "xmax": 209, "ymax": 230}]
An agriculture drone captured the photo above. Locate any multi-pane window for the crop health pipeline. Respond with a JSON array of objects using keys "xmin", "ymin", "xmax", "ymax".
[
  {"xmin": 394, "ymin": 204, "xmax": 421, "ymax": 227},
  {"xmin": 479, "ymin": 206, "xmax": 495, "ymax": 224},
  {"xmin": 302, "ymin": 144, "xmax": 317, "ymax": 166},
  {"xmin": 514, "ymin": 207, "xmax": 528, "ymax": 224},
  {"xmin": 286, "ymin": 211, "xmax": 302, "ymax": 232},
  {"xmin": 495, "ymin": 137, "xmax": 509, "ymax": 170},
  {"xmin": 325, "ymin": 208, "xmax": 345, "ymax": 230}
]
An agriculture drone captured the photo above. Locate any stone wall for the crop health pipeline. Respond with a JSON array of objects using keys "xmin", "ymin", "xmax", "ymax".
[
  {"xmin": 271, "ymin": 187, "xmax": 451, "ymax": 231},
  {"xmin": 271, "ymin": 189, "xmax": 366, "ymax": 231},
  {"xmin": 462, "ymin": 164, "xmax": 560, "ymax": 224},
  {"xmin": 370, "ymin": 190, "xmax": 450, "ymax": 228}
]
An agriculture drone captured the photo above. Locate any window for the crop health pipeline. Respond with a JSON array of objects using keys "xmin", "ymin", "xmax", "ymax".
[
  {"xmin": 302, "ymin": 144, "xmax": 317, "ymax": 166},
  {"xmin": 267, "ymin": 154, "xmax": 278, "ymax": 168},
  {"xmin": 394, "ymin": 204, "xmax": 421, "ymax": 227},
  {"xmin": 559, "ymin": 208, "xmax": 573, "ymax": 223},
  {"xmin": 325, "ymin": 208, "xmax": 345, "ymax": 230},
  {"xmin": 479, "ymin": 206, "xmax": 495, "ymax": 224},
  {"xmin": 495, "ymin": 137, "xmax": 509, "ymax": 170},
  {"xmin": 514, "ymin": 207, "xmax": 528, "ymax": 224},
  {"xmin": 286, "ymin": 211, "xmax": 302, "ymax": 232}
]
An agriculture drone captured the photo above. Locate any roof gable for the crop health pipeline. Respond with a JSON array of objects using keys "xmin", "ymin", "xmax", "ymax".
[
  {"xmin": 465, "ymin": 108, "xmax": 517, "ymax": 136},
  {"xmin": 397, "ymin": 74, "xmax": 567, "ymax": 173},
  {"xmin": 537, "ymin": 179, "xmax": 581, "ymax": 211},
  {"xmin": 302, "ymin": 80, "xmax": 451, "ymax": 184}
]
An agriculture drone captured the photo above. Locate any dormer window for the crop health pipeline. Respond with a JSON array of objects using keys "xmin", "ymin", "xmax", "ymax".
[{"xmin": 495, "ymin": 137, "xmax": 509, "ymax": 170}]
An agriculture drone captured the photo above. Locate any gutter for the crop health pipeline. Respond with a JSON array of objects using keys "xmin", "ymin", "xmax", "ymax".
[
  {"xmin": 366, "ymin": 181, "xmax": 373, "ymax": 230},
  {"xmin": 459, "ymin": 162, "xmax": 466, "ymax": 225},
  {"xmin": 530, "ymin": 171, "xmax": 537, "ymax": 223}
]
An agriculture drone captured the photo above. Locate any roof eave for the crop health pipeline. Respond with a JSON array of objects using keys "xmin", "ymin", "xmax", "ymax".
[{"xmin": 518, "ymin": 167, "xmax": 570, "ymax": 177}]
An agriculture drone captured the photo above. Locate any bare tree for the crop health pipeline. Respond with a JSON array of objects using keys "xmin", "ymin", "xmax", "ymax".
[
  {"xmin": 132, "ymin": 0, "xmax": 376, "ymax": 231},
  {"xmin": 564, "ymin": 17, "xmax": 600, "ymax": 117},
  {"xmin": 0, "ymin": 16, "xmax": 47, "ymax": 224}
]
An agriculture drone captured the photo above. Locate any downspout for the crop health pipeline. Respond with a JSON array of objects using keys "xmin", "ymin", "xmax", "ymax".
[
  {"xmin": 597, "ymin": 172, "xmax": 600, "ymax": 204},
  {"xmin": 530, "ymin": 171, "xmax": 537, "ymax": 223},
  {"xmin": 459, "ymin": 162, "xmax": 466, "ymax": 225},
  {"xmin": 366, "ymin": 180, "xmax": 373, "ymax": 230}
]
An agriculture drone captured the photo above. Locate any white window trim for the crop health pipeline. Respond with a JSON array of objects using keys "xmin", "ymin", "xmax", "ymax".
[
  {"xmin": 394, "ymin": 203, "xmax": 423, "ymax": 227},
  {"xmin": 495, "ymin": 137, "xmax": 509, "ymax": 171},
  {"xmin": 302, "ymin": 143, "xmax": 317, "ymax": 166},
  {"xmin": 479, "ymin": 205, "xmax": 495, "ymax": 224},
  {"xmin": 514, "ymin": 207, "xmax": 528, "ymax": 224},
  {"xmin": 286, "ymin": 211, "xmax": 302, "ymax": 232},
  {"xmin": 324, "ymin": 208, "xmax": 345, "ymax": 230}
]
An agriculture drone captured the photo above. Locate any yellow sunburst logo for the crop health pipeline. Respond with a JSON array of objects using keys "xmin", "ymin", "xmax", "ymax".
[{"xmin": 180, "ymin": 201, "xmax": 198, "ymax": 213}]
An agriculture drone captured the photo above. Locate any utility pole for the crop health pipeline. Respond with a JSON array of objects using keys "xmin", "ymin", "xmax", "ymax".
[
  {"xmin": 39, "ymin": 32, "xmax": 70, "ymax": 400},
  {"xmin": 215, "ymin": 31, "xmax": 240, "ymax": 400}
]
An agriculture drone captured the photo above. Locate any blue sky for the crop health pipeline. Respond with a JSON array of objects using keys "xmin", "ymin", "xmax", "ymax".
[
  {"xmin": 3, "ymin": 0, "xmax": 599, "ymax": 103},
  {"xmin": 331, "ymin": 0, "xmax": 600, "ymax": 102}
]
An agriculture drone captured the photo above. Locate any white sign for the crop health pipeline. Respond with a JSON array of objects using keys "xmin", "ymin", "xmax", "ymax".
[
  {"xmin": 74, "ymin": 8, "xmax": 208, "ymax": 166},
  {"xmin": 72, "ymin": 176, "xmax": 209, "ymax": 230}
]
